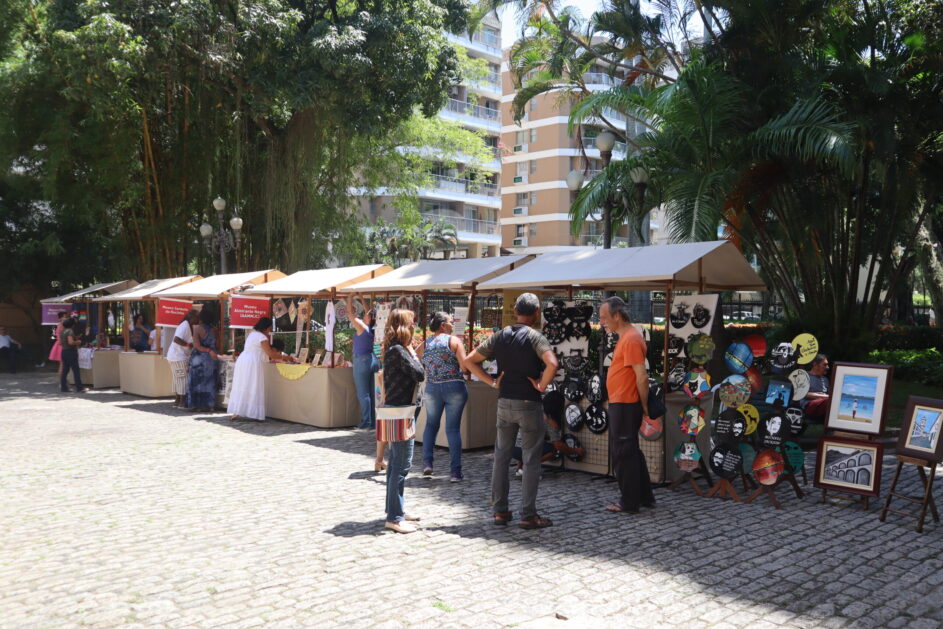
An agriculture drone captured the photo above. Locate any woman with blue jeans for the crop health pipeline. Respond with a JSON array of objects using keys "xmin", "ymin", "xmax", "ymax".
[
  {"xmin": 381, "ymin": 308, "xmax": 425, "ymax": 534},
  {"xmin": 419, "ymin": 312, "xmax": 469, "ymax": 482},
  {"xmin": 347, "ymin": 296, "xmax": 386, "ymax": 473}
]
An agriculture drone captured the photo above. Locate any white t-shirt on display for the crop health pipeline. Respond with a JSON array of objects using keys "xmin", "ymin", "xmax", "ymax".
[{"xmin": 166, "ymin": 320, "xmax": 193, "ymax": 362}]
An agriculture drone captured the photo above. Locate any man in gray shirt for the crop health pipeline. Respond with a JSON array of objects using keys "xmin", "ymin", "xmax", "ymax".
[
  {"xmin": 802, "ymin": 354, "xmax": 830, "ymax": 420},
  {"xmin": 465, "ymin": 293, "xmax": 559, "ymax": 529}
]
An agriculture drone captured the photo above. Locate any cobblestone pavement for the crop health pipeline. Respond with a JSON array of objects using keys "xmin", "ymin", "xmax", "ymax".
[{"xmin": 1, "ymin": 372, "xmax": 942, "ymax": 629}]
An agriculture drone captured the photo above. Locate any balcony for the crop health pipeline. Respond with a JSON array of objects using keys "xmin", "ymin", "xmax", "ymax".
[
  {"xmin": 430, "ymin": 174, "xmax": 499, "ymax": 197},
  {"xmin": 445, "ymin": 31, "xmax": 502, "ymax": 58},
  {"xmin": 422, "ymin": 210, "xmax": 499, "ymax": 235},
  {"xmin": 580, "ymin": 136, "xmax": 628, "ymax": 154},
  {"xmin": 578, "ymin": 235, "xmax": 630, "ymax": 247},
  {"xmin": 445, "ymin": 98, "xmax": 500, "ymax": 122},
  {"xmin": 582, "ymin": 72, "xmax": 617, "ymax": 86}
]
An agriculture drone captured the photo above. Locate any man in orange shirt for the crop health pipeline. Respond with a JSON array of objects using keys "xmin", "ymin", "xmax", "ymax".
[{"xmin": 599, "ymin": 296, "xmax": 655, "ymax": 513}]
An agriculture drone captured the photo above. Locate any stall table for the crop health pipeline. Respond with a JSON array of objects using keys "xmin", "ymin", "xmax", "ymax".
[
  {"xmin": 415, "ymin": 380, "xmax": 499, "ymax": 450},
  {"xmin": 79, "ymin": 348, "xmax": 121, "ymax": 388},
  {"xmin": 263, "ymin": 364, "xmax": 359, "ymax": 427},
  {"xmin": 119, "ymin": 351, "xmax": 173, "ymax": 398}
]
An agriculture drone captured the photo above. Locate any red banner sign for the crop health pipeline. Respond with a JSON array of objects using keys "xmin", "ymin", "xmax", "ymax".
[
  {"xmin": 156, "ymin": 298, "xmax": 193, "ymax": 327},
  {"xmin": 230, "ymin": 295, "xmax": 271, "ymax": 329}
]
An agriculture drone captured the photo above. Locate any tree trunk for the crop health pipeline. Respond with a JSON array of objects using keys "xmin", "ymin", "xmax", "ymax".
[{"xmin": 916, "ymin": 221, "xmax": 943, "ymax": 326}]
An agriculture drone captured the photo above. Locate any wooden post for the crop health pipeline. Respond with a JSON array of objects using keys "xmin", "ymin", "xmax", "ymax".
[
  {"xmin": 663, "ymin": 281, "xmax": 672, "ymax": 391},
  {"xmin": 467, "ymin": 282, "xmax": 478, "ymax": 354},
  {"xmin": 219, "ymin": 297, "xmax": 227, "ymax": 354},
  {"xmin": 123, "ymin": 301, "xmax": 130, "ymax": 351},
  {"xmin": 97, "ymin": 302, "xmax": 104, "ymax": 342},
  {"xmin": 421, "ymin": 290, "xmax": 428, "ymax": 342},
  {"xmin": 154, "ymin": 301, "xmax": 162, "ymax": 354},
  {"xmin": 330, "ymin": 288, "xmax": 337, "ymax": 368}
]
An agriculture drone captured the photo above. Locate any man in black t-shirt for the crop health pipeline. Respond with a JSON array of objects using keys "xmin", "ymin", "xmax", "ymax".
[{"xmin": 466, "ymin": 293, "xmax": 559, "ymax": 529}]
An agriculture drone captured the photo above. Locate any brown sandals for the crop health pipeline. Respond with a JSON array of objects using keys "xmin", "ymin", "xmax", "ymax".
[
  {"xmin": 493, "ymin": 511, "xmax": 513, "ymax": 526},
  {"xmin": 519, "ymin": 515, "xmax": 553, "ymax": 530}
]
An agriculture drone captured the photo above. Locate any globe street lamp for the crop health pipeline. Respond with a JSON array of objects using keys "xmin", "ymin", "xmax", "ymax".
[{"xmin": 200, "ymin": 197, "xmax": 243, "ymax": 274}]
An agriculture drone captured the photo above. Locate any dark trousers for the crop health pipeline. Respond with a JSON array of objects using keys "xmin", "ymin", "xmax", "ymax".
[
  {"xmin": 0, "ymin": 345, "xmax": 17, "ymax": 373},
  {"xmin": 60, "ymin": 348, "xmax": 83, "ymax": 391},
  {"xmin": 609, "ymin": 401, "xmax": 654, "ymax": 509}
]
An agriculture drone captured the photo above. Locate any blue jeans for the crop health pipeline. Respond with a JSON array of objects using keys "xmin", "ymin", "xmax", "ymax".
[
  {"xmin": 353, "ymin": 353, "xmax": 378, "ymax": 428},
  {"xmin": 385, "ymin": 439, "xmax": 414, "ymax": 523},
  {"xmin": 422, "ymin": 380, "xmax": 468, "ymax": 478}
]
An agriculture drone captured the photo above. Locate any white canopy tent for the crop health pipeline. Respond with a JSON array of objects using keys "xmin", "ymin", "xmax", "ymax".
[
  {"xmin": 153, "ymin": 269, "xmax": 285, "ymax": 300},
  {"xmin": 477, "ymin": 241, "xmax": 765, "ymax": 292},
  {"xmin": 246, "ymin": 265, "xmax": 391, "ymax": 297},
  {"xmin": 338, "ymin": 255, "xmax": 534, "ymax": 294},
  {"xmin": 93, "ymin": 275, "xmax": 202, "ymax": 351},
  {"xmin": 40, "ymin": 280, "xmax": 138, "ymax": 303}
]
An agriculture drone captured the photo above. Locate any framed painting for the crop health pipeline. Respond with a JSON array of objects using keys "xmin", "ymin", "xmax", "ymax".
[
  {"xmin": 825, "ymin": 362, "xmax": 893, "ymax": 436},
  {"xmin": 896, "ymin": 396, "xmax": 943, "ymax": 463},
  {"xmin": 814, "ymin": 435, "xmax": 884, "ymax": 498}
]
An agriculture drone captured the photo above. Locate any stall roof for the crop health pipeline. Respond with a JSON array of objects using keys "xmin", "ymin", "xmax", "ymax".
[
  {"xmin": 153, "ymin": 270, "xmax": 286, "ymax": 299},
  {"xmin": 40, "ymin": 280, "xmax": 138, "ymax": 303},
  {"xmin": 477, "ymin": 241, "xmax": 766, "ymax": 292},
  {"xmin": 338, "ymin": 255, "xmax": 535, "ymax": 293},
  {"xmin": 92, "ymin": 276, "xmax": 202, "ymax": 302},
  {"xmin": 245, "ymin": 265, "xmax": 393, "ymax": 297}
]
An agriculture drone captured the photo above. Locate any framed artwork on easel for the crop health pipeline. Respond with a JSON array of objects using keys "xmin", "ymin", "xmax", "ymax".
[
  {"xmin": 825, "ymin": 362, "xmax": 893, "ymax": 436},
  {"xmin": 896, "ymin": 397, "xmax": 943, "ymax": 463},
  {"xmin": 813, "ymin": 435, "xmax": 883, "ymax": 498}
]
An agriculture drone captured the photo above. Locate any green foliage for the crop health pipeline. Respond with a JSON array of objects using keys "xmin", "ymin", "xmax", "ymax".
[
  {"xmin": 0, "ymin": 0, "xmax": 474, "ymax": 288},
  {"xmin": 867, "ymin": 348, "xmax": 943, "ymax": 388}
]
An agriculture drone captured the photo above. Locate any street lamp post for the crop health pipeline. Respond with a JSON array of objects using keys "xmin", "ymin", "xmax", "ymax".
[
  {"xmin": 200, "ymin": 197, "xmax": 243, "ymax": 274},
  {"xmin": 594, "ymin": 131, "xmax": 616, "ymax": 249}
]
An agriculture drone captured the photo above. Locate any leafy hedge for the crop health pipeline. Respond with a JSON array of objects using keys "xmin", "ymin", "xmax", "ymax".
[
  {"xmin": 867, "ymin": 348, "xmax": 943, "ymax": 387},
  {"xmin": 873, "ymin": 325, "xmax": 943, "ymax": 351}
]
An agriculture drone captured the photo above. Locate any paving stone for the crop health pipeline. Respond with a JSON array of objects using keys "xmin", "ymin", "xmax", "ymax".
[{"xmin": 1, "ymin": 372, "xmax": 941, "ymax": 629}]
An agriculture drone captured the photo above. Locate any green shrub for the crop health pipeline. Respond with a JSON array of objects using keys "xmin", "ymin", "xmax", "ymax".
[{"xmin": 867, "ymin": 348, "xmax": 943, "ymax": 387}]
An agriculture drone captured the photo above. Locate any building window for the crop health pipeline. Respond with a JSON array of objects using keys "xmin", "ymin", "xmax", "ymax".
[
  {"xmin": 515, "ymin": 129, "xmax": 538, "ymax": 145},
  {"xmin": 515, "ymin": 225, "xmax": 525, "ymax": 238},
  {"xmin": 529, "ymin": 223, "xmax": 537, "ymax": 237},
  {"xmin": 516, "ymin": 161, "xmax": 528, "ymax": 176},
  {"xmin": 529, "ymin": 160, "xmax": 537, "ymax": 174}
]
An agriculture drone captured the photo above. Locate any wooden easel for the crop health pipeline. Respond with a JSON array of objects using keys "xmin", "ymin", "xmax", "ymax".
[
  {"xmin": 668, "ymin": 458, "xmax": 713, "ymax": 496},
  {"xmin": 743, "ymin": 443, "xmax": 804, "ymax": 509},
  {"xmin": 879, "ymin": 456, "xmax": 940, "ymax": 533},
  {"xmin": 819, "ymin": 430, "xmax": 873, "ymax": 511},
  {"xmin": 705, "ymin": 477, "xmax": 741, "ymax": 501}
]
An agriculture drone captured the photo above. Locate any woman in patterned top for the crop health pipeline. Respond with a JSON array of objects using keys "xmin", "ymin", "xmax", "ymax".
[
  {"xmin": 381, "ymin": 308, "xmax": 425, "ymax": 534},
  {"xmin": 418, "ymin": 311, "xmax": 469, "ymax": 482}
]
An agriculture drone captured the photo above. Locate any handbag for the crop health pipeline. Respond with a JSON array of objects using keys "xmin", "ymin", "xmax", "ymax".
[
  {"xmin": 647, "ymin": 380, "xmax": 667, "ymax": 420},
  {"xmin": 376, "ymin": 384, "xmax": 420, "ymax": 442}
]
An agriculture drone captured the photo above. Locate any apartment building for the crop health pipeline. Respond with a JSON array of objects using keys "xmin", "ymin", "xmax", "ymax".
[
  {"xmin": 499, "ymin": 60, "xmax": 658, "ymax": 252},
  {"xmin": 359, "ymin": 17, "xmax": 504, "ymax": 259}
]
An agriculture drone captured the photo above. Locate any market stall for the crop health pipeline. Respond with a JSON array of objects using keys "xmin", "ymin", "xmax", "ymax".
[
  {"xmin": 339, "ymin": 256, "xmax": 536, "ymax": 449},
  {"xmin": 244, "ymin": 265, "xmax": 393, "ymax": 426},
  {"xmin": 92, "ymin": 276, "xmax": 203, "ymax": 395},
  {"xmin": 41, "ymin": 280, "xmax": 138, "ymax": 387},
  {"xmin": 148, "ymin": 270, "xmax": 286, "ymax": 402},
  {"xmin": 477, "ymin": 241, "xmax": 765, "ymax": 482}
]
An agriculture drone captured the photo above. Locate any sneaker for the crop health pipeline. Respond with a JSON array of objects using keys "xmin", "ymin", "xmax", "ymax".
[
  {"xmin": 515, "ymin": 468, "xmax": 524, "ymax": 478},
  {"xmin": 422, "ymin": 467, "xmax": 433, "ymax": 476},
  {"xmin": 385, "ymin": 520, "xmax": 418, "ymax": 534}
]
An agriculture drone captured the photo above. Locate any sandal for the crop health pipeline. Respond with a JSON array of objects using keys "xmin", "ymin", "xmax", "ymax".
[
  {"xmin": 493, "ymin": 511, "xmax": 513, "ymax": 526},
  {"xmin": 606, "ymin": 503, "xmax": 639, "ymax": 514},
  {"xmin": 519, "ymin": 515, "xmax": 553, "ymax": 530}
]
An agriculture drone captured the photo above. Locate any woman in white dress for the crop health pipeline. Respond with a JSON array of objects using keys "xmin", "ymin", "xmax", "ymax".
[{"xmin": 228, "ymin": 317, "xmax": 295, "ymax": 421}]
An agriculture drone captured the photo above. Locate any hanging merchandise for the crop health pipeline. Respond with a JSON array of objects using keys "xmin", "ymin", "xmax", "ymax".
[
  {"xmin": 640, "ymin": 415, "xmax": 663, "ymax": 441},
  {"xmin": 788, "ymin": 368, "xmax": 811, "ymax": 401},
  {"xmin": 563, "ymin": 434, "xmax": 584, "ymax": 461},
  {"xmin": 666, "ymin": 294, "xmax": 720, "ymax": 361},
  {"xmin": 724, "ymin": 341, "xmax": 754, "ymax": 374},
  {"xmin": 744, "ymin": 366, "xmax": 765, "ymax": 393},
  {"xmin": 770, "ymin": 341, "xmax": 799, "ymax": 374},
  {"xmin": 742, "ymin": 333, "xmax": 767, "ymax": 357},
  {"xmin": 562, "ymin": 373, "xmax": 586, "ymax": 403},
  {"xmin": 718, "ymin": 375, "xmax": 751, "ymax": 408},
  {"xmin": 783, "ymin": 441, "xmax": 806, "ymax": 473},
  {"xmin": 785, "ymin": 403, "xmax": 807, "ymax": 437},
  {"xmin": 667, "ymin": 362, "xmax": 687, "ymax": 392},
  {"xmin": 709, "ymin": 444, "xmax": 744, "ymax": 479},
  {"xmin": 584, "ymin": 404, "xmax": 608, "ymax": 434},
  {"xmin": 679, "ymin": 405, "xmax": 706, "ymax": 436},
  {"xmin": 686, "ymin": 333, "xmax": 716, "ymax": 365},
  {"xmin": 683, "ymin": 367, "xmax": 711, "ymax": 399},
  {"xmin": 791, "ymin": 333, "xmax": 819, "ymax": 365},
  {"xmin": 586, "ymin": 374, "xmax": 606, "ymax": 404},
  {"xmin": 564, "ymin": 404, "xmax": 585, "ymax": 432},
  {"xmin": 752, "ymin": 449, "xmax": 786, "ymax": 485},
  {"xmin": 324, "ymin": 300, "xmax": 336, "ymax": 352},
  {"xmin": 759, "ymin": 408, "xmax": 791, "ymax": 449},
  {"xmin": 714, "ymin": 408, "xmax": 744, "ymax": 440},
  {"xmin": 739, "ymin": 404, "xmax": 760, "ymax": 435},
  {"xmin": 674, "ymin": 442, "xmax": 702, "ymax": 472}
]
